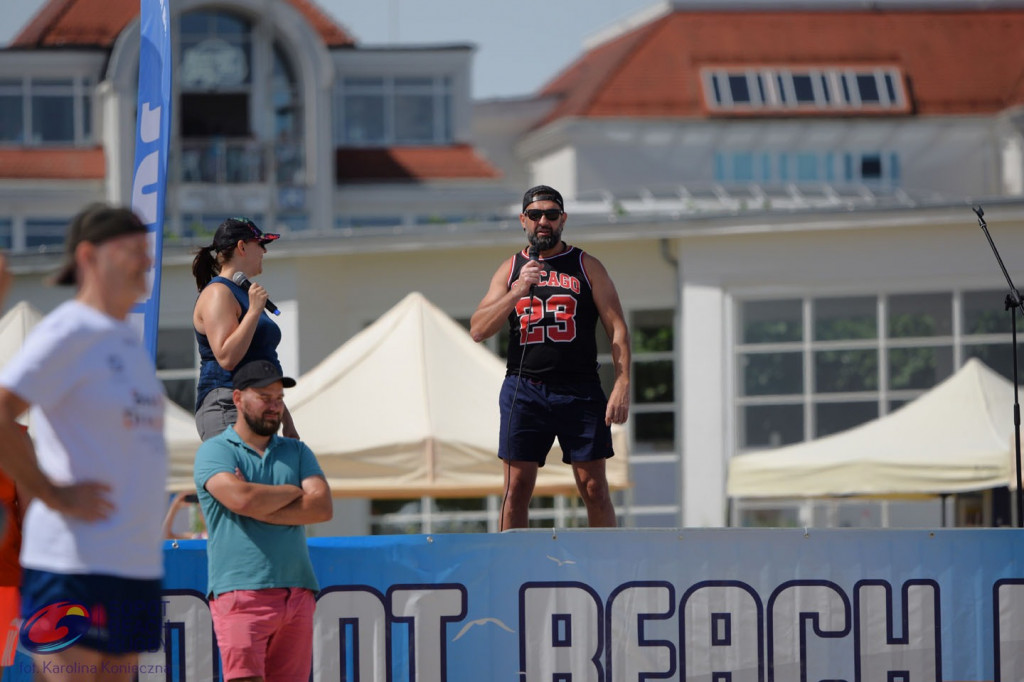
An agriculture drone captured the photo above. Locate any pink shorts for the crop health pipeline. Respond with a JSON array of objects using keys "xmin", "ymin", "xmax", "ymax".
[{"xmin": 210, "ymin": 587, "xmax": 315, "ymax": 681}]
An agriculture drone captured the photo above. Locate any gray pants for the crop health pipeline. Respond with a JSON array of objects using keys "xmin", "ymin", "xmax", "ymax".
[{"xmin": 195, "ymin": 387, "xmax": 237, "ymax": 441}]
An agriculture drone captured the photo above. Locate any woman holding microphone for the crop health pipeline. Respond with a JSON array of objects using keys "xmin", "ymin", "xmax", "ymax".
[{"xmin": 191, "ymin": 217, "xmax": 298, "ymax": 440}]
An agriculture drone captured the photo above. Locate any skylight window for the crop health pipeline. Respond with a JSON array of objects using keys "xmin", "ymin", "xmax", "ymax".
[{"xmin": 702, "ymin": 66, "xmax": 908, "ymax": 114}]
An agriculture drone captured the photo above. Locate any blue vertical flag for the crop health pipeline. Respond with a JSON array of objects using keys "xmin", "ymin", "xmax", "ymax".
[{"xmin": 131, "ymin": 0, "xmax": 172, "ymax": 359}]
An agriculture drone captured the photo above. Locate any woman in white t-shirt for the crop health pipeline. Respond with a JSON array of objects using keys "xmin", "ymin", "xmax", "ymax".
[{"xmin": 0, "ymin": 204, "xmax": 168, "ymax": 682}]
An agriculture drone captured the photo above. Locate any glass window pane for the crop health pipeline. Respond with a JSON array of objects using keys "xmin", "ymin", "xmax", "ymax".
[
  {"xmin": 156, "ymin": 328, "xmax": 195, "ymax": 370},
  {"xmin": 441, "ymin": 92, "xmax": 452, "ymax": 143},
  {"xmin": 634, "ymin": 360, "xmax": 673, "ymax": 404},
  {"xmin": 742, "ymin": 404, "xmax": 803, "ymax": 448},
  {"xmin": 742, "ymin": 352, "xmax": 803, "ymax": 396},
  {"xmin": 884, "ymin": 73, "xmax": 898, "ymax": 102},
  {"xmin": 792, "ymin": 74, "xmax": 815, "ymax": 103},
  {"xmin": 963, "ymin": 289, "xmax": 1024, "ymax": 334},
  {"xmin": 394, "ymin": 93, "xmax": 434, "ymax": 143},
  {"xmin": 344, "ymin": 95, "xmax": 385, "ymax": 144},
  {"xmin": 81, "ymin": 90, "xmax": 92, "ymax": 140},
  {"xmin": 0, "ymin": 220, "xmax": 11, "ymax": 249},
  {"xmin": 741, "ymin": 299, "xmax": 802, "ymax": 343},
  {"xmin": 728, "ymin": 75, "xmax": 750, "ymax": 103},
  {"xmin": 214, "ymin": 13, "xmax": 248, "ymax": 35},
  {"xmin": 0, "ymin": 95, "xmax": 23, "ymax": 142},
  {"xmin": 888, "ymin": 293, "xmax": 951, "ymax": 337},
  {"xmin": 344, "ymin": 77, "xmax": 384, "ymax": 89},
  {"xmin": 815, "ymin": 400, "xmax": 878, "ymax": 437},
  {"xmin": 32, "ymin": 94, "xmax": 75, "ymax": 142},
  {"xmin": 435, "ymin": 497, "xmax": 485, "ymax": 512},
  {"xmin": 633, "ymin": 412, "xmax": 675, "ymax": 453},
  {"xmin": 963, "ymin": 343, "xmax": 1023, "ymax": 383},
  {"xmin": 732, "ymin": 152, "xmax": 754, "ymax": 182},
  {"xmin": 631, "ymin": 461, "xmax": 678, "ymax": 507},
  {"xmin": 814, "ymin": 349, "xmax": 878, "ymax": 392},
  {"xmin": 857, "ymin": 74, "xmax": 880, "ymax": 103},
  {"xmin": 633, "ymin": 309, "xmax": 673, "ymax": 352},
  {"xmin": 860, "ymin": 153, "xmax": 882, "ymax": 180},
  {"xmin": 738, "ymin": 506, "xmax": 799, "ymax": 528},
  {"xmin": 371, "ymin": 498, "xmax": 420, "ymax": 515},
  {"xmin": 396, "ymin": 76, "xmax": 433, "ymax": 89},
  {"xmin": 795, "ymin": 153, "xmax": 817, "ymax": 181},
  {"xmin": 888, "ymin": 346, "xmax": 953, "ymax": 390},
  {"xmin": 814, "ymin": 296, "xmax": 876, "ymax": 340},
  {"xmin": 162, "ymin": 378, "xmax": 196, "ymax": 411},
  {"xmin": 25, "ymin": 219, "xmax": 67, "ymax": 250},
  {"xmin": 888, "ymin": 399, "xmax": 910, "ymax": 413}
]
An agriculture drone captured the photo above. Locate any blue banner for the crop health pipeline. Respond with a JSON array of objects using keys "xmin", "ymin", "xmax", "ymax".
[
  {"xmin": 130, "ymin": 0, "xmax": 171, "ymax": 358},
  {"xmin": 10, "ymin": 528, "xmax": 1024, "ymax": 681}
]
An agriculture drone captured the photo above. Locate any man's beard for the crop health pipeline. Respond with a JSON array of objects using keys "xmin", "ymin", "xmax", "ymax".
[
  {"xmin": 244, "ymin": 411, "xmax": 280, "ymax": 437},
  {"xmin": 527, "ymin": 225, "xmax": 562, "ymax": 252}
]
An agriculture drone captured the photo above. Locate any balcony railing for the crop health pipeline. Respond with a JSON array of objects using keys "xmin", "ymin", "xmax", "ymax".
[{"xmin": 177, "ymin": 138, "xmax": 304, "ymax": 185}]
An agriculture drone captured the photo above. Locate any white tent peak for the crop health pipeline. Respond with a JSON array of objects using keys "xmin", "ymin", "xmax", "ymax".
[
  {"xmin": 0, "ymin": 301, "xmax": 202, "ymax": 493},
  {"xmin": 287, "ymin": 291, "xmax": 629, "ymax": 498},
  {"xmin": 727, "ymin": 357, "xmax": 1014, "ymax": 498}
]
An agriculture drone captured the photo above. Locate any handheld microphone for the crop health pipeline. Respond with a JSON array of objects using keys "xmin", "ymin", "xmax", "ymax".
[
  {"xmin": 526, "ymin": 246, "xmax": 541, "ymax": 297},
  {"xmin": 231, "ymin": 271, "xmax": 280, "ymax": 316}
]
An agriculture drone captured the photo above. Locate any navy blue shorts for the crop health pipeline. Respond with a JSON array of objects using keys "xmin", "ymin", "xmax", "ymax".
[
  {"xmin": 20, "ymin": 569, "xmax": 163, "ymax": 654},
  {"xmin": 498, "ymin": 375, "xmax": 614, "ymax": 466}
]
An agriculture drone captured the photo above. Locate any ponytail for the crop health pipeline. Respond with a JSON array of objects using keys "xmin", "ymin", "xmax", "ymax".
[{"xmin": 191, "ymin": 244, "xmax": 220, "ymax": 290}]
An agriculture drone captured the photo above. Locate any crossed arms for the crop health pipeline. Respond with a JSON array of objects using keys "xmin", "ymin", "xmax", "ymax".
[{"xmin": 204, "ymin": 469, "xmax": 332, "ymax": 526}]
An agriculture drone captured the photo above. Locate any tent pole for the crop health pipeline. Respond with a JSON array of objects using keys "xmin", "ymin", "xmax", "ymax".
[{"xmin": 972, "ymin": 205, "xmax": 1024, "ymax": 528}]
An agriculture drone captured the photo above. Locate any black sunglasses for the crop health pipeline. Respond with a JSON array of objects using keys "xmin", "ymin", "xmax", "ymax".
[{"xmin": 524, "ymin": 208, "xmax": 563, "ymax": 222}]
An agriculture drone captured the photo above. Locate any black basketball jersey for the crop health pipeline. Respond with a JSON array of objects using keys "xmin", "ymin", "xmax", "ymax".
[{"xmin": 504, "ymin": 245, "xmax": 601, "ymax": 384}]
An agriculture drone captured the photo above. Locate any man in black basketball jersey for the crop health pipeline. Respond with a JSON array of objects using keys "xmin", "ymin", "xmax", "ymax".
[{"xmin": 470, "ymin": 185, "xmax": 631, "ymax": 530}]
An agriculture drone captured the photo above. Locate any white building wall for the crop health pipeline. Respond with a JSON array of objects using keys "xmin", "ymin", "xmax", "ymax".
[
  {"xmin": 679, "ymin": 283, "xmax": 727, "ymax": 527},
  {"xmin": 530, "ymin": 147, "xmax": 578, "ymax": 198},
  {"xmin": 521, "ymin": 117, "xmax": 1002, "ymax": 198},
  {"xmin": 672, "ymin": 204, "xmax": 1024, "ymax": 527}
]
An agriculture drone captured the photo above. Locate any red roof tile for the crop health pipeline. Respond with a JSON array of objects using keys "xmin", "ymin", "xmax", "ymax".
[
  {"xmin": 335, "ymin": 146, "xmax": 502, "ymax": 182},
  {"xmin": 0, "ymin": 148, "xmax": 105, "ymax": 179},
  {"xmin": 11, "ymin": 0, "xmax": 355, "ymax": 48},
  {"xmin": 539, "ymin": 8, "xmax": 1024, "ymax": 124}
]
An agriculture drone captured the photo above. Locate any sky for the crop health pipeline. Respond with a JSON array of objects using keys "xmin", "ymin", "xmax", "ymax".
[{"xmin": 1, "ymin": 0, "xmax": 659, "ymax": 100}]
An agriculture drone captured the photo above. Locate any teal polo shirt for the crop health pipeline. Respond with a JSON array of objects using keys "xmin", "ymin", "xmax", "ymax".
[{"xmin": 194, "ymin": 426, "xmax": 324, "ymax": 598}]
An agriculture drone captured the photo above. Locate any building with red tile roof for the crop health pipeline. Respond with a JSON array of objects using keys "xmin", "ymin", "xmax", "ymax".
[
  {"xmin": 474, "ymin": 1, "xmax": 1024, "ymax": 202},
  {"xmin": 0, "ymin": 0, "xmax": 502, "ymax": 243}
]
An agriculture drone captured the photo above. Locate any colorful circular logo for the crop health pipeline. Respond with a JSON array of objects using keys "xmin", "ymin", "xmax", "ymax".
[{"xmin": 20, "ymin": 601, "xmax": 91, "ymax": 653}]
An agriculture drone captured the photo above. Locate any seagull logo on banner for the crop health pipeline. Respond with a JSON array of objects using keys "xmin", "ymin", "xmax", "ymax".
[
  {"xmin": 452, "ymin": 617, "xmax": 514, "ymax": 641},
  {"xmin": 547, "ymin": 555, "xmax": 577, "ymax": 567}
]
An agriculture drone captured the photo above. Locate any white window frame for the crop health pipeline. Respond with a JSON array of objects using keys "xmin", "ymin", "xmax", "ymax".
[{"xmin": 703, "ymin": 66, "xmax": 907, "ymax": 113}]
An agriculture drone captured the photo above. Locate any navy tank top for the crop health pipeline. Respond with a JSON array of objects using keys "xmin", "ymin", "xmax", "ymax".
[
  {"xmin": 504, "ymin": 245, "xmax": 601, "ymax": 385},
  {"xmin": 194, "ymin": 275, "xmax": 283, "ymax": 411}
]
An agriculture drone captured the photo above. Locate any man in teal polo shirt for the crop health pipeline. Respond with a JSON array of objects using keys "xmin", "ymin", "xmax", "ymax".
[{"xmin": 194, "ymin": 359, "xmax": 332, "ymax": 682}]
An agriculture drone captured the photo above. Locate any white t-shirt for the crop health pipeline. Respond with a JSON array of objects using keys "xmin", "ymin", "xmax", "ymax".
[{"xmin": 0, "ymin": 300, "xmax": 167, "ymax": 579}]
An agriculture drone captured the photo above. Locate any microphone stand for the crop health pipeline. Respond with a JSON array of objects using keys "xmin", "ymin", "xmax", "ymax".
[{"xmin": 974, "ymin": 205, "xmax": 1024, "ymax": 528}]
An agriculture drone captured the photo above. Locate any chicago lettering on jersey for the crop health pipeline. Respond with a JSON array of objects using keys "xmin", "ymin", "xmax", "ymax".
[{"xmin": 536, "ymin": 270, "xmax": 581, "ymax": 293}]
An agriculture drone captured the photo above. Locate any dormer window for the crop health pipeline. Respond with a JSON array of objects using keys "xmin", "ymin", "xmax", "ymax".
[{"xmin": 702, "ymin": 66, "xmax": 908, "ymax": 114}]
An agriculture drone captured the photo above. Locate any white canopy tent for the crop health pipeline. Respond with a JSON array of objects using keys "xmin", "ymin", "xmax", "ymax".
[
  {"xmin": 0, "ymin": 301, "xmax": 203, "ymax": 491},
  {"xmin": 286, "ymin": 291, "xmax": 630, "ymax": 498},
  {"xmin": 727, "ymin": 357, "xmax": 1016, "ymax": 499}
]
